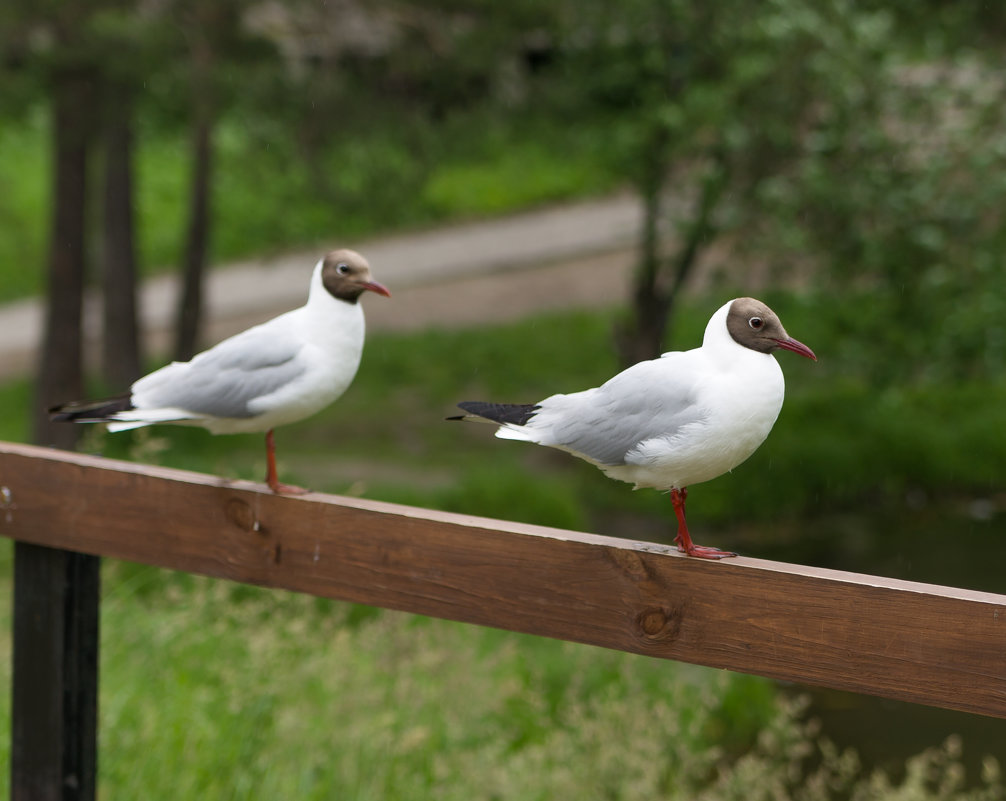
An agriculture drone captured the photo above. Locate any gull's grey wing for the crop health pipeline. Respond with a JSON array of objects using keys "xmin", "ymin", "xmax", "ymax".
[
  {"xmin": 534, "ymin": 357, "xmax": 706, "ymax": 466},
  {"xmin": 131, "ymin": 323, "xmax": 308, "ymax": 419}
]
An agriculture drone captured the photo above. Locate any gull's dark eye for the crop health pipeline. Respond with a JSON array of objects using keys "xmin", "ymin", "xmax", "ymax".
[
  {"xmin": 748, "ymin": 316, "xmax": 763, "ymax": 330},
  {"xmin": 336, "ymin": 262, "xmax": 350, "ymax": 275}
]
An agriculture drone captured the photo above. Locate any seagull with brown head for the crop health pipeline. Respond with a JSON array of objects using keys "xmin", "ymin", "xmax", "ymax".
[
  {"xmin": 452, "ymin": 297, "xmax": 816, "ymax": 558},
  {"xmin": 50, "ymin": 248, "xmax": 390, "ymax": 494}
]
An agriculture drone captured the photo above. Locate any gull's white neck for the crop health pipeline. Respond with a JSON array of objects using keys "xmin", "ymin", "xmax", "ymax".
[
  {"xmin": 700, "ymin": 299, "xmax": 772, "ymax": 368},
  {"xmin": 302, "ymin": 259, "xmax": 365, "ymax": 341}
]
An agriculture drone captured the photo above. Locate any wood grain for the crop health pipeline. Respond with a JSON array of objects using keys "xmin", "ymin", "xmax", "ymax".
[{"xmin": 2, "ymin": 441, "xmax": 1005, "ymax": 718}]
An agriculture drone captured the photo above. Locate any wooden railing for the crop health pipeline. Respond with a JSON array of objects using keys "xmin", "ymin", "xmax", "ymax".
[{"xmin": 2, "ymin": 441, "xmax": 1005, "ymax": 799}]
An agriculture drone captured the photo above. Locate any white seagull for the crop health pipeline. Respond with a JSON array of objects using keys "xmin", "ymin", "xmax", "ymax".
[
  {"xmin": 50, "ymin": 248, "xmax": 390, "ymax": 494},
  {"xmin": 452, "ymin": 297, "xmax": 816, "ymax": 558}
]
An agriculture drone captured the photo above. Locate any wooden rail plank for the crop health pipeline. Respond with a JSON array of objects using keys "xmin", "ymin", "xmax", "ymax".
[{"xmin": 2, "ymin": 441, "xmax": 1005, "ymax": 718}]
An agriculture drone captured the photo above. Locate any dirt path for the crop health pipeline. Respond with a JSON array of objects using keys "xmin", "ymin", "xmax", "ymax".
[
  {"xmin": 0, "ymin": 189, "xmax": 789, "ymax": 380},
  {"xmin": 0, "ymin": 194, "xmax": 641, "ymax": 380}
]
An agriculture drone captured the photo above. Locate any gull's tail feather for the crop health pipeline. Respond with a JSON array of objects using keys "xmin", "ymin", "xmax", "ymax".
[
  {"xmin": 449, "ymin": 401, "xmax": 539, "ymax": 426},
  {"xmin": 51, "ymin": 395, "xmax": 201, "ymax": 433},
  {"xmin": 48, "ymin": 394, "xmax": 133, "ymax": 423},
  {"xmin": 449, "ymin": 401, "xmax": 542, "ymax": 443}
]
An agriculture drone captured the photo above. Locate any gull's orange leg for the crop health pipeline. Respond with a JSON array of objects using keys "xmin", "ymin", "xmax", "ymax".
[{"xmin": 671, "ymin": 488, "xmax": 736, "ymax": 559}]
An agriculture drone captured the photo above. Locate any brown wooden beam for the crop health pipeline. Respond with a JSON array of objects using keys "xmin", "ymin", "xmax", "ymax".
[{"xmin": 2, "ymin": 441, "xmax": 1005, "ymax": 719}]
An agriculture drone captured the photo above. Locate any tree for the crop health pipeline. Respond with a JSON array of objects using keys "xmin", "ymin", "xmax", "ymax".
[
  {"xmin": 547, "ymin": 0, "xmax": 894, "ymax": 365},
  {"xmin": 754, "ymin": 9, "xmax": 1006, "ymax": 383},
  {"xmin": 101, "ymin": 82, "xmax": 144, "ymax": 389},
  {"xmin": 31, "ymin": 27, "xmax": 100, "ymax": 449},
  {"xmin": 173, "ymin": 4, "xmax": 218, "ymax": 361},
  {"xmin": 95, "ymin": 8, "xmax": 165, "ymax": 390},
  {"xmin": 170, "ymin": 0, "xmax": 262, "ymax": 361},
  {"xmin": 2, "ymin": 7, "xmax": 109, "ymax": 799},
  {"xmin": 4, "ymin": 1, "xmax": 162, "ymax": 421}
]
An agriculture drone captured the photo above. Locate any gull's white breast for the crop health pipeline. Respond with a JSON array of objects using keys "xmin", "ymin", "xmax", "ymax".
[{"xmin": 602, "ymin": 347, "xmax": 785, "ymax": 490}]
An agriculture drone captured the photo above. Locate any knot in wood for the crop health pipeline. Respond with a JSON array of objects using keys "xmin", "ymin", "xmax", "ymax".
[
  {"xmin": 225, "ymin": 498, "xmax": 261, "ymax": 534},
  {"xmin": 609, "ymin": 548, "xmax": 650, "ymax": 582},
  {"xmin": 636, "ymin": 606, "xmax": 680, "ymax": 642}
]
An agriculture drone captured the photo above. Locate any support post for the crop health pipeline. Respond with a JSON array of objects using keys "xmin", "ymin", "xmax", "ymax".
[{"xmin": 11, "ymin": 543, "xmax": 100, "ymax": 801}]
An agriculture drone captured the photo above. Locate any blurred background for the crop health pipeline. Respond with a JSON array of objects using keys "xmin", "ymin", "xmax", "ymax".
[{"xmin": 2, "ymin": 0, "xmax": 1006, "ymax": 797}]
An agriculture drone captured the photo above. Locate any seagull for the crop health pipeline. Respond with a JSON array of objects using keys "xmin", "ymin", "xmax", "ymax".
[
  {"xmin": 49, "ymin": 248, "xmax": 390, "ymax": 494},
  {"xmin": 451, "ymin": 297, "xmax": 816, "ymax": 558}
]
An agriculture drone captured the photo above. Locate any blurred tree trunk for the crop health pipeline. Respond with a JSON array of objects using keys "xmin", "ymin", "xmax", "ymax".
[
  {"xmin": 174, "ymin": 31, "xmax": 215, "ymax": 362},
  {"xmin": 101, "ymin": 85, "xmax": 143, "ymax": 389},
  {"xmin": 33, "ymin": 68, "xmax": 96, "ymax": 449},
  {"xmin": 615, "ymin": 128, "xmax": 671, "ymax": 367},
  {"xmin": 616, "ymin": 148, "xmax": 729, "ymax": 367}
]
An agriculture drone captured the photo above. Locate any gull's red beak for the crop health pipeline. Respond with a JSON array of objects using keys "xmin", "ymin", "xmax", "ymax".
[
  {"xmin": 361, "ymin": 280, "xmax": 391, "ymax": 298},
  {"xmin": 773, "ymin": 337, "xmax": 817, "ymax": 361}
]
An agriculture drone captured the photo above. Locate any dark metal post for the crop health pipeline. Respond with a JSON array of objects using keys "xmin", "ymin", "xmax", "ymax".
[{"xmin": 11, "ymin": 543, "xmax": 100, "ymax": 801}]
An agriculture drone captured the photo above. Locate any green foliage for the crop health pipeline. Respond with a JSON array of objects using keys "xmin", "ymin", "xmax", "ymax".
[
  {"xmin": 0, "ymin": 105, "xmax": 617, "ymax": 304},
  {"xmin": 523, "ymin": 0, "xmax": 1006, "ymax": 376},
  {"xmin": 422, "ymin": 467, "xmax": 588, "ymax": 531},
  {"xmin": 0, "ymin": 111, "xmax": 48, "ymax": 297},
  {"xmin": 422, "ymin": 129, "xmax": 616, "ymax": 217},
  {"xmin": 749, "ymin": 34, "xmax": 1006, "ymax": 383},
  {"xmin": 5, "ymin": 0, "xmax": 1005, "ymax": 388},
  {"xmin": 0, "ymin": 378, "xmax": 32, "ymax": 443}
]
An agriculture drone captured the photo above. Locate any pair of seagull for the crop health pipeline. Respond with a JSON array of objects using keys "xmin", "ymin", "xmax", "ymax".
[{"xmin": 51, "ymin": 249, "xmax": 816, "ymax": 559}]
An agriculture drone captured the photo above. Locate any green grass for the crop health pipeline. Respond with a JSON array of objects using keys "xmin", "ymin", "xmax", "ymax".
[
  {"xmin": 0, "ymin": 110, "xmax": 48, "ymax": 299},
  {"xmin": 89, "ymin": 573, "xmax": 783, "ymax": 799},
  {"xmin": 0, "ymin": 379, "xmax": 31, "ymax": 444},
  {"xmin": 423, "ymin": 136, "xmax": 613, "ymax": 217}
]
